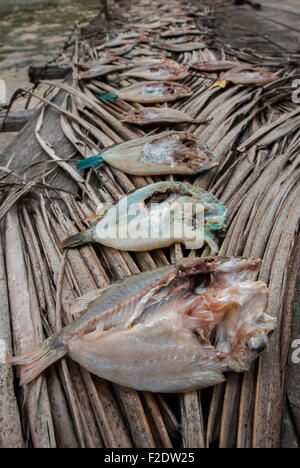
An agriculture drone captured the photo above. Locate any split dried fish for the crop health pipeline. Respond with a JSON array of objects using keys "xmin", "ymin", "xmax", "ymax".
[
  {"xmin": 104, "ymin": 33, "xmax": 144, "ymax": 48},
  {"xmin": 75, "ymin": 64, "xmax": 127, "ymax": 81},
  {"xmin": 118, "ymin": 60, "xmax": 189, "ymax": 81},
  {"xmin": 190, "ymin": 60, "xmax": 241, "ymax": 73},
  {"xmin": 124, "ymin": 48, "xmax": 166, "ymax": 58},
  {"xmin": 121, "ymin": 106, "xmax": 207, "ymax": 125},
  {"xmin": 210, "ymin": 66, "xmax": 279, "ymax": 89},
  {"xmin": 76, "ymin": 131, "xmax": 217, "ymax": 175},
  {"xmin": 96, "ymin": 44, "xmax": 136, "ymax": 56},
  {"xmin": 61, "ymin": 181, "xmax": 227, "ymax": 252},
  {"xmin": 8, "ymin": 257, "xmax": 277, "ymax": 392},
  {"xmin": 152, "ymin": 41, "xmax": 207, "ymax": 53},
  {"xmin": 99, "ymin": 81, "xmax": 192, "ymax": 104},
  {"xmin": 160, "ymin": 30, "xmax": 203, "ymax": 38}
]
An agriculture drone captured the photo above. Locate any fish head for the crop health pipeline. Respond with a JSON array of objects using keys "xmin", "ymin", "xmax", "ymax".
[
  {"xmin": 141, "ymin": 131, "xmax": 218, "ymax": 174},
  {"xmin": 186, "ymin": 257, "xmax": 278, "ymax": 370}
]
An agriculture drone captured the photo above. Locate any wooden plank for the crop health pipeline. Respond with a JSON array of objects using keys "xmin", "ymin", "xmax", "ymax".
[{"xmin": 0, "ymin": 109, "xmax": 37, "ymax": 132}]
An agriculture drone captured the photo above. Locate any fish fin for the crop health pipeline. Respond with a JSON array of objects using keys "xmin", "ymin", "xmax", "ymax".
[
  {"xmin": 77, "ymin": 155, "xmax": 104, "ymax": 170},
  {"xmin": 209, "ymin": 79, "xmax": 227, "ymax": 90},
  {"xmin": 99, "ymin": 92, "xmax": 118, "ymax": 101},
  {"xmin": 70, "ymin": 288, "xmax": 109, "ymax": 316},
  {"xmin": 61, "ymin": 226, "xmax": 96, "ymax": 249},
  {"xmin": 7, "ymin": 334, "xmax": 66, "ymax": 386}
]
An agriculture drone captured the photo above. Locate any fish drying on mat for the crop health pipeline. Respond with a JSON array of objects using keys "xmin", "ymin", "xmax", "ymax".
[
  {"xmin": 76, "ymin": 131, "xmax": 217, "ymax": 175},
  {"xmin": 61, "ymin": 181, "xmax": 227, "ymax": 252},
  {"xmin": 95, "ymin": 43, "xmax": 136, "ymax": 56},
  {"xmin": 210, "ymin": 66, "xmax": 278, "ymax": 89},
  {"xmin": 121, "ymin": 106, "xmax": 208, "ymax": 125},
  {"xmin": 152, "ymin": 40, "xmax": 207, "ymax": 52},
  {"xmin": 77, "ymin": 56, "xmax": 115, "ymax": 68},
  {"xmin": 190, "ymin": 60, "xmax": 241, "ymax": 73},
  {"xmin": 123, "ymin": 48, "xmax": 166, "ymax": 58},
  {"xmin": 99, "ymin": 81, "xmax": 192, "ymax": 104},
  {"xmin": 117, "ymin": 59, "xmax": 189, "ymax": 81},
  {"xmin": 104, "ymin": 33, "xmax": 145, "ymax": 48},
  {"xmin": 8, "ymin": 257, "xmax": 277, "ymax": 392},
  {"xmin": 75, "ymin": 64, "xmax": 127, "ymax": 81},
  {"xmin": 160, "ymin": 29, "xmax": 204, "ymax": 38}
]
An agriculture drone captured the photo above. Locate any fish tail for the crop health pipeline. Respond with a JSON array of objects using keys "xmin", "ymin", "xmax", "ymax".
[
  {"xmin": 7, "ymin": 333, "xmax": 67, "ymax": 386},
  {"xmin": 99, "ymin": 92, "xmax": 118, "ymax": 101},
  {"xmin": 61, "ymin": 226, "xmax": 96, "ymax": 248},
  {"xmin": 209, "ymin": 79, "xmax": 227, "ymax": 90},
  {"xmin": 77, "ymin": 155, "xmax": 104, "ymax": 170}
]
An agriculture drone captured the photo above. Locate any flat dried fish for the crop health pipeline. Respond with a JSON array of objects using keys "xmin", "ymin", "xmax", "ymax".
[
  {"xmin": 210, "ymin": 66, "xmax": 278, "ymax": 89},
  {"xmin": 160, "ymin": 30, "xmax": 203, "ymax": 38},
  {"xmin": 121, "ymin": 106, "xmax": 207, "ymax": 125},
  {"xmin": 8, "ymin": 257, "xmax": 277, "ymax": 392},
  {"xmin": 96, "ymin": 44, "xmax": 136, "ymax": 56},
  {"xmin": 75, "ymin": 65, "xmax": 127, "ymax": 81},
  {"xmin": 99, "ymin": 81, "xmax": 192, "ymax": 104},
  {"xmin": 190, "ymin": 60, "xmax": 241, "ymax": 73},
  {"xmin": 152, "ymin": 41, "xmax": 207, "ymax": 52},
  {"xmin": 61, "ymin": 181, "xmax": 227, "ymax": 252},
  {"xmin": 76, "ymin": 131, "xmax": 217, "ymax": 175},
  {"xmin": 119, "ymin": 60, "xmax": 189, "ymax": 81}
]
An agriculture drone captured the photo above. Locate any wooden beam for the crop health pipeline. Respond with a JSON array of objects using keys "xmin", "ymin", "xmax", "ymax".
[
  {"xmin": 28, "ymin": 63, "xmax": 71, "ymax": 84},
  {"xmin": 0, "ymin": 109, "xmax": 37, "ymax": 132}
]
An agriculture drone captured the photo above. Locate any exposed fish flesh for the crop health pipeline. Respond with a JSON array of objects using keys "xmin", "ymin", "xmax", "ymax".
[
  {"xmin": 119, "ymin": 59, "xmax": 189, "ymax": 81},
  {"xmin": 104, "ymin": 33, "xmax": 144, "ymax": 48},
  {"xmin": 96, "ymin": 43, "xmax": 136, "ymax": 56},
  {"xmin": 121, "ymin": 106, "xmax": 207, "ymax": 125},
  {"xmin": 77, "ymin": 131, "xmax": 217, "ymax": 175},
  {"xmin": 124, "ymin": 48, "xmax": 166, "ymax": 58},
  {"xmin": 8, "ymin": 257, "xmax": 277, "ymax": 391},
  {"xmin": 75, "ymin": 64, "xmax": 127, "ymax": 80},
  {"xmin": 190, "ymin": 60, "xmax": 241, "ymax": 73},
  {"xmin": 99, "ymin": 81, "xmax": 192, "ymax": 104},
  {"xmin": 161, "ymin": 30, "xmax": 203, "ymax": 38},
  {"xmin": 210, "ymin": 66, "xmax": 278, "ymax": 89},
  {"xmin": 62, "ymin": 181, "xmax": 227, "ymax": 252},
  {"xmin": 152, "ymin": 41, "xmax": 207, "ymax": 52}
]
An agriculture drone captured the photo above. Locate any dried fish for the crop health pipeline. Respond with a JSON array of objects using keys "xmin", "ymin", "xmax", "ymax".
[
  {"xmin": 99, "ymin": 81, "xmax": 192, "ymax": 104},
  {"xmin": 160, "ymin": 30, "xmax": 203, "ymax": 38},
  {"xmin": 76, "ymin": 131, "xmax": 217, "ymax": 175},
  {"xmin": 152, "ymin": 41, "xmax": 207, "ymax": 53},
  {"xmin": 190, "ymin": 60, "xmax": 241, "ymax": 73},
  {"xmin": 104, "ymin": 34, "xmax": 144, "ymax": 48},
  {"xmin": 96, "ymin": 44, "xmax": 136, "ymax": 56},
  {"xmin": 210, "ymin": 66, "xmax": 278, "ymax": 89},
  {"xmin": 61, "ymin": 181, "xmax": 227, "ymax": 252},
  {"xmin": 8, "ymin": 257, "xmax": 276, "ymax": 392},
  {"xmin": 118, "ymin": 60, "xmax": 189, "ymax": 81},
  {"xmin": 75, "ymin": 65, "xmax": 127, "ymax": 81},
  {"xmin": 124, "ymin": 48, "xmax": 166, "ymax": 58},
  {"xmin": 121, "ymin": 106, "xmax": 207, "ymax": 125}
]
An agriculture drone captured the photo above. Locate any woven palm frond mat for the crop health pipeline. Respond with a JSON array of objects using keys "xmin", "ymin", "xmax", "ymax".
[{"xmin": 0, "ymin": 0, "xmax": 299, "ymax": 448}]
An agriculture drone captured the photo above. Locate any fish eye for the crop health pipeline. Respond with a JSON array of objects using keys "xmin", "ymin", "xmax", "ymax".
[
  {"xmin": 192, "ymin": 273, "xmax": 211, "ymax": 294},
  {"xmin": 246, "ymin": 336, "xmax": 268, "ymax": 354}
]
